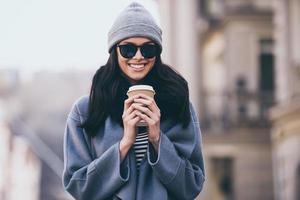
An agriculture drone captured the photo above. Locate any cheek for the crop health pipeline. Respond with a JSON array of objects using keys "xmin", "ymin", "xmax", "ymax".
[
  {"xmin": 148, "ymin": 59, "xmax": 156, "ymax": 69},
  {"xmin": 117, "ymin": 49, "xmax": 127, "ymax": 67},
  {"xmin": 117, "ymin": 57, "xmax": 127, "ymax": 70}
]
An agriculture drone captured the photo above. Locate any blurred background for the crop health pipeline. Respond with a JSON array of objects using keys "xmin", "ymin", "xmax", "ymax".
[{"xmin": 0, "ymin": 0, "xmax": 300, "ymax": 200}]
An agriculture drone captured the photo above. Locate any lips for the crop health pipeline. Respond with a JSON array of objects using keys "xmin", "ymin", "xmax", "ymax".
[{"xmin": 128, "ymin": 63, "xmax": 146, "ymax": 71}]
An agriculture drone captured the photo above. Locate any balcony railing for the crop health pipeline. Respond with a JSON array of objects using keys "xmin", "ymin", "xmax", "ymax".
[{"xmin": 201, "ymin": 90, "xmax": 275, "ymax": 130}]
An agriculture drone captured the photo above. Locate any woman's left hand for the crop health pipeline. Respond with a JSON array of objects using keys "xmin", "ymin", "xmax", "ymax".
[{"xmin": 132, "ymin": 94, "xmax": 161, "ymax": 150}]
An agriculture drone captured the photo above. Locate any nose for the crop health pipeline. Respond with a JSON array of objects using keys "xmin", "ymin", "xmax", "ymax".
[{"xmin": 132, "ymin": 47, "xmax": 144, "ymax": 59}]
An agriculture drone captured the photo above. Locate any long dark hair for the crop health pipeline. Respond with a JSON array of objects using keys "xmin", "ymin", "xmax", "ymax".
[{"xmin": 81, "ymin": 47, "xmax": 191, "ymax": 136}]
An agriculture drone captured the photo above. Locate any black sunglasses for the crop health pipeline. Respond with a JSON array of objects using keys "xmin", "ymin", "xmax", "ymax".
[{"xmin": 117, "ymin": 43, "xmax": 160, "ymax": 59}]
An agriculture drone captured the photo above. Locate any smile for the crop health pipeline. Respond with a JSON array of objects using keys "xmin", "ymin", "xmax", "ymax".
[{"xmin": 129, "ymin": 64, "xmax": 146, "ymax": 71}]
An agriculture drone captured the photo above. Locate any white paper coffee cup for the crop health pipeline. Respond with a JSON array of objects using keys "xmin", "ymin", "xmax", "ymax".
[
  {"xmin": 127, "ymin": 85, "xmax": 155, "ymax": 98},
  {"xmin": 127, "ymin": 85, "xmax": 155, "ymax": 126}
]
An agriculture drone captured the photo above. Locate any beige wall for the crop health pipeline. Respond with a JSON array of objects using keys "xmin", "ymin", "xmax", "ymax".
[
  {"xmin": 271, "ymin": 103, "xmax": 300, "ymax": 200},
  {"xmin": 157, "ymin": 1, "xmax": 278, "ymax": 200},
  {"xmin": 273, "ymin": 134, "xmax": 300, "ymax": 200},
  {"xmin": 200, "ymin": 129, "xmax": 273, "ymax": 200},
  {"xmin": 201, "ymin": 14, "xmax": 273, "ymax": 126},
  {"xmin": 289, "ymin": 0, "xmax": 300, "ymax": 66},
  {"xmin": 224, "ymin": 0, "xmax": 273, "ymax": 10},
  {"xmin": 271, "ymin": 0, "xmax": 300, "ymax": 199},
  {"xmin": 202, "ymin": 32, "xmax": 226, "ymax": 124},
  {"xmin": 158, "ymin": 0, "xmax": 201, "ymax": 113},
  {"xmin": 273, "ymin": 0, "xmax": 300, "ymax": 103},
  {"xmin": 225, "ymin": 18, "xmax": 273, "ymax": 92}
]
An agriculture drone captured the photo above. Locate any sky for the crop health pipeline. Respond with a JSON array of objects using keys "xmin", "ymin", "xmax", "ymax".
[{"xmin": 0, "ymin": 0, "xmax": 159, "ymax": 73}]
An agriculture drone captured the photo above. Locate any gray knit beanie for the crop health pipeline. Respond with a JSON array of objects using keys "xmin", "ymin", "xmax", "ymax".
[{"xmin": 108, "ymin": 2, "xmax": 162, "ymax": 53}]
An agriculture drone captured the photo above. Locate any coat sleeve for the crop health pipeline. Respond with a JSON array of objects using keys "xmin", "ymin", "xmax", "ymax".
[
  {"xmin": 147, "ymin": 103, "xmax": 205, "ymax": 200},
  {"xmin": 62, "ymin": 100, "xmax": 130, "ymax": 200}
]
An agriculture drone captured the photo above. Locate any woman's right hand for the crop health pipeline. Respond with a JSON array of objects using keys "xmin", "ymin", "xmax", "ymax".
[{"xmin": 119, "ymin": 95, "xmax": 141, "ymax": 161}]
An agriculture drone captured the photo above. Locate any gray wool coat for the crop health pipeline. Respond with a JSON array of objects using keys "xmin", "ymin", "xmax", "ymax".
[{"xmin": 62, "ymin": 95, "xmax": 205, "ymax": 200}]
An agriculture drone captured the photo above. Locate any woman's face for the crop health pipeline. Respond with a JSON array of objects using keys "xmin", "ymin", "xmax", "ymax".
[{"xmin": 117, "ymin": 37, "xmax": 157, "ymax": 84}]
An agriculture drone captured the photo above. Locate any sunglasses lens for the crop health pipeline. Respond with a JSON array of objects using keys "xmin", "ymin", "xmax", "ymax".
[
  {"xmin": 119, "ymin": 44, "xmax": 137, "ymax": 58},
  {"xmin": 141, "ymin": 44, "xmax": 158, "ymax": 58},
  {"xmin": 118, "ymin": 44, "xmax": 159, "ymax": 59}
]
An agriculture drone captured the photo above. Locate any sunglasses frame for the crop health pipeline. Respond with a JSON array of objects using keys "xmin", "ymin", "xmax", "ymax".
[{"xmin": 117, "ymin": 43, "xmax": 160, "ymax": 59}]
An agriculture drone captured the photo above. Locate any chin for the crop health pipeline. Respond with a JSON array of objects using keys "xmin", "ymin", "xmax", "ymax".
[{"xmin": 129, "ymin": 75, "xmax": 145, "ymax": 83}]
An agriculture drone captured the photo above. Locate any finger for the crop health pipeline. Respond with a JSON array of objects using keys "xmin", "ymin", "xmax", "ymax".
[
  {"xmin": 125, "ymin": 102, "xmax": 144, "ymax": 115},
  {"xmin": 133, "ymin": 104, "xmax": 156, "ymax": 119},
  {"xmin": 124, "ymin": 98, "xmax": 133, "ymax": 111},
  {"xmin": 135, "ymin": 109, "xmax": 160, "ymax": 124},
  {"xmin": 124, "ymin": 94, "xmax": 142, "ymax": 110},
  {"xmin": 132, "ymin": 115, "xmax": 141, "ymax": 123},
  {"xmin": 122, "ymin": 103, "xmax": 135, "ymax": 119},
  {"xmin": 127, "ymin": 115, "xmax": 141, "ymax": 126},
  {"xmin": 124, "ymin": 109, "xmax": 140, "ymax": 121},
  {"xmin": 134, "ymin": 98, "xmax": 160, "ymax": 114},
  {"xmin": 133, "ymin": 98, "xmax": 152, "ymax": 106},
  {"xmin": 123, "ymin": 101, "xmax": 148, "ymax": 119},
  {"xmin": 135, "ymin": 110, "xmax": 155, "ymax": 125},
  {"xmin": 135, "ymin": 93, "xmax": 153, "ymax": 101},
  {"xmin": 136, "ymin": 94, "xmax": 159, "ymax": 109}
]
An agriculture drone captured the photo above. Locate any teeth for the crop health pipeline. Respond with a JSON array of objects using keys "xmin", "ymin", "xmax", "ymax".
[{"xmin": 129, "ymin": 64, "xmax": 145, "ymax": 68}]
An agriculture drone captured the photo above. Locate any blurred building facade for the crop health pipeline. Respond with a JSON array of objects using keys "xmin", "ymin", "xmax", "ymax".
[
  {"xmin": 0, "ymin": 70, "xmax": 41, "ymax": 200},
  {"xmin": 271, "ymin": 0, "xmax": 300, "ymax": 200},
  {"xmin": 197, "ymin": 2, "xmax": 275, "ymax": 199},
  {"xmin": 10, "ymin": 70, "xmax": 92, "ymax": 200},
  {"xmin": 158, "ymin": 0, "xmax": 299, "ymax": 200},
  {"xmin": 0, "ymin": 69, "xmax": 88, "ymax": 200}
]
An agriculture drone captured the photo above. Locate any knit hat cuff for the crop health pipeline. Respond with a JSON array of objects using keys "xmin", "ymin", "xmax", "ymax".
[{"xmin": 108, "ymin": 24, "xmax": 162, "ymax": 53}]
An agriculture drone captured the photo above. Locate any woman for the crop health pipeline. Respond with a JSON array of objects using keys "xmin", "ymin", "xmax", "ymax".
[{"xmin": 63, "ymin": 2, "xmax": 205, "ymax": 200}]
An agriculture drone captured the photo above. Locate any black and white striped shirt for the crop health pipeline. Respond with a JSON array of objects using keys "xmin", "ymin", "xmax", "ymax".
[{"xmin": 134, "ymin": 127, "xmax": 148, "ymax": 169}]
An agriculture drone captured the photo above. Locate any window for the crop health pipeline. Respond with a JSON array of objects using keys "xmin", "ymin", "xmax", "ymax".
[
  {"xmin": 211, "ymin": 157, "xmax": 234, "ymax": 200},
  {"xmin": 199, "ymin": 0, "xmax": 225, "ymax": 18},
  {"xmin": 289, "ymin": 0, "xmax": 300, "ymax": 67},
  {"xmin": 259, "ymin": 39, "xmax": 275, "ymax": 121}
]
